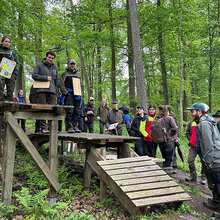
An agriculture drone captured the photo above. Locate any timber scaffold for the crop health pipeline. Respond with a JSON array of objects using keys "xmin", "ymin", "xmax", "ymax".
[{"xmin": 0, "ymin": 101, "xmax": 191, "ymax": 215}]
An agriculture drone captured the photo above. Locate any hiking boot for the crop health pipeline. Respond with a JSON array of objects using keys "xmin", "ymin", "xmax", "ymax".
[
  {"xmin": 73, "ymin": 123, "xmax": 81, "ymax": 133},
  {"xmin": 42, "ymin": 128, "xmax": 49, "ymax": 134},
  {"xmin": 185, "ymin": 173, "xmax": 197, "ymax": 182},
  {"xmin": 203, "ymin": 199, "xmax": 220, "ymax": 210},
  {"xmin": 200, "ymin": 176, "xmax": 207, "ymax": 185},
  {"xmin": 67, "ymin": 127, "xmax": 75, "ymax": 133},
  {"xmin": 212, "ymin": 212, "xmax": 220, "ymax": 218}
]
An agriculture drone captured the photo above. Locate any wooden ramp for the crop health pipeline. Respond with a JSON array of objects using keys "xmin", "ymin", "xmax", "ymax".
[{"xmin": 96, "ymin": 156, "xmax": 191, "ymax": 216}]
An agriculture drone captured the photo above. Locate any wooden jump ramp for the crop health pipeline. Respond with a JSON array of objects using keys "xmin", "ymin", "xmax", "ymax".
[{"xmin": 90, "ymin": 153, "xmax": 191, "ymax": 216}]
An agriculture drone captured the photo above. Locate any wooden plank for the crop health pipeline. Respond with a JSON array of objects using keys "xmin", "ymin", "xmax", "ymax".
[
  {"xmin": 127, "ymin": 186, "xmax": 185, "ymax": 200},
  {"xmin": 97, "ymin": 156, "xmax": 151, "ymax": 166},
  {"xmin": 83, "ymin": 145, "xmax": 92, "ymax": 189},
  {"xmin": 87, "ymin": 147, "xmax": 141, "ymax": 216},
  {"xmin": 116, "ymin": 175, "xmax": 172, "ymax": 186},
  {"xmin": 12, "ymin": 112, "xmax": 64, "ymax": 120},
  {"xmin": 100, "ymin": 178, "xmax": 107, "ymax": 201},
  {"xmin": 49, "ymin": 120, "xmax": 58, "ymax": 198},
  {"xmin": 121, "ymin": 181, "xmax": 178, "ymax": 193},
  {"xmin": 112, "ymin": 170, "xmax": 167, "ymax": 181},
  {"xmin": 132, "ymin": 193, "xmax": 191, "ymax": 207},
  {"xmin": 5, "ymin": 112, "xmax": 60, "ymax": 191},
  {"xmin": 106, "ymin": 165, "xmax": 160, "ymax": 175},
  {"xmin": 101, "ymin": 160, "xmax": 157, "ymax": 171},
  {"xmin": 1, "ymin": 123, "xmax": 16, "ymax": 205}
]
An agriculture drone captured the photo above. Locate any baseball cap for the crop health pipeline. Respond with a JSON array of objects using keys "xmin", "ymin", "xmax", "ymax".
[
  {"xmin": 137, "ymin": 105, "xmax": 145, "ymax": 110},
  {"xmin": 186, "ymin": 103, "xmax": 205, "ymax": 112},
  {"xmin": 69, "ymin": 59, "xmax": 76, "ymax": 64},
  {"xmin": 112, "ymin": 99, "xmax": 118, "ymax": 104},
  {"xmin": 213, "ymin": 110, "xmax": 220, "ymax": 117},
  {"xmin": 89, "ymin": 96, "xmax": 94, "ymax": 101}
]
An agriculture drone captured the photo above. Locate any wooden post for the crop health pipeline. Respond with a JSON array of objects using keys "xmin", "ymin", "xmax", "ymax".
[
  {"xmin": 100, "ymin": 177, "xmax": 107, "ymax": 201},
  {"xmin": 83, "ymin": 144, "xmax": 92, "ymax": 190},
  {"xmin": 119, "ymin": 143, "xmax": 133, "ymax": 158},
  {"xmin": 49, "ymin": 120, "xmax": 58, "ymax": 205},
  {"xmin": 1, "ymin": 122, "xmax": 16, "ymax": 205}
]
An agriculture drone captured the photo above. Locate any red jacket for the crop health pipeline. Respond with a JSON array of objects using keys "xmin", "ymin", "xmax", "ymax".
[
  {"xmin": 143, "ymin": 113, "xmax": 156, "ymax": 142},
  {"xmin": 186, "ymin": 120, "xmax": 197, "ymax": 148}
]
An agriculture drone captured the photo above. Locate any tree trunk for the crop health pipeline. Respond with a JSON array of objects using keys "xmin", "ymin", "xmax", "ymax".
[
  {"xmin": 208, "ymin": 1, "xmax": 213, "ymax": 112},
  {"xmin": 16, "ymin": 8, "xmax": 24, "ymax": 94},
  {"xmin": 127, "ymin": 0, "xmax": 147, "ymax": 110},
  {"xmin": 126, "ymin": 0, "xmax": 136, "ymax": 116},
  {"xmin": 108, "ymin": 0, "xmax": 116, "ymax": 100},
  {"xmin": 178, "ymin": 0, "xmax": 183, "ymax": 129},
  {"xmin": 97, "ymin": 43, "xmax": 102, "ymax": 102},
  {"xmin": 77, "ymin": 41, "xmax": 92, "ymax": 98},
  {"xmin": 157, "ymin": 0, "xmax": 168, "ymax": 105}
]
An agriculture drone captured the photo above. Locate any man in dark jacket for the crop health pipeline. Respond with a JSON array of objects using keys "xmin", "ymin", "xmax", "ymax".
[
  {"xmin": 32, "ymin": 51, "xmax": 58, "ymax": 133},
  {"xmin": 0, "ymin": 36, "xmax": 19, "ymax": 101},
  {"xmin": 131, "ymin": 106, "xmax": 148, "ymax": 156},
  {"xmin": 188, "ymin": 103, "xmax": 220, "ymax": 211},
  {"xmin": 84, "ymin": 97, "xmax": 96, "ymax": 133},
  {"xmin": 213, "ymin": 111, "xmax": 220, "ymax": 133},
  {"xmin": 106, "ymin": 99, "xmax": 124, "ymax": 135},
  {"xmin": 97, "ymin": 98, "xmax": 109, "ymax": 134},
  {"xmin": 59, "ymin": 59, "xmax": 81, "ymax": 133}
]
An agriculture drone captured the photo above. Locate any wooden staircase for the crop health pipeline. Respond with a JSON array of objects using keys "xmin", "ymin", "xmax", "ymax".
[{"xmin": 96, "ymin": 156, "xmax": 191, "ymax": 216}]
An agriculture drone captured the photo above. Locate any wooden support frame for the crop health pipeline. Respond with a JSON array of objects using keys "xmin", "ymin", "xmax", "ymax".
[
  {"xmin": 1, "ymin": 112, "xmax": 61, "ymax": 205},
  {"xmin": 1, "ymin": 123, "xmax": 16, "ymax": 205}
]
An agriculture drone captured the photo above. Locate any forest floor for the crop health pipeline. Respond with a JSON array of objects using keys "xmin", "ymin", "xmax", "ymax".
[{"xmin": 0, "ymin": 149, "xmax": 218, "ymax": 219}]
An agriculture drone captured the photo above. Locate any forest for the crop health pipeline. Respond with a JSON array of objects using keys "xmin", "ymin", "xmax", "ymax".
[
  {"xmin": 1, "ymin": 0, "xmax": 220, "ymax": 124},
  {"xmin": 1, "ymin": 0, "xmax": 220, "ymax": 219}
]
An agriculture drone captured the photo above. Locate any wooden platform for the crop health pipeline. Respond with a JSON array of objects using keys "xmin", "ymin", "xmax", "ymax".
[{"xmin": 96, "ymin": 156, "xmax": 191, "ymax": 215}]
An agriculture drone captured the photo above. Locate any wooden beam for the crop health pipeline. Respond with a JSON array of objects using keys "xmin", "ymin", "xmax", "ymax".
[
  {"xmin": 5, "ymin": 112, "xmax": 60, "ymax": 191},
  {"xmin": 12, "ymin": 112, "xmax": 64, "ymax": 120},
  {"xmin": 1, "ymin": 123, "xmax": 16, "ymax": 205},
  {"xmin": 49, "ymin": 120, "xmax": 58, "ymax": 198}
]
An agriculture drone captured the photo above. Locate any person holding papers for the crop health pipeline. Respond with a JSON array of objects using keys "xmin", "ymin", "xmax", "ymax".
[
  {"xmin": 32, "ymin": 51, "xmax": 58, "ymax": 133},
  {"xmin": 59, "ymin": 59, "xmax": 81, "ymax": 133},
  {"xmin": 106, "ymin": 99, "xmax": 125, "ymax": 135},
  {"xmin": 0, "ymin": 36, "xmax": 19, "ymax": 101}
]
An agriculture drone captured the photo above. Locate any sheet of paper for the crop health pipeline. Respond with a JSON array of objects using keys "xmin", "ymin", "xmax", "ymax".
[{"xmin": 0, "ymin": 57, "xmax": 16, "ymax": 79}]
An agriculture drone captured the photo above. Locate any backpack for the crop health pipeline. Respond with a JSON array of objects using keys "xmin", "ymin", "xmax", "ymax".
[
  {"xmin": 29, "ymin": 85, "xmax": 38, "ymax": 104},
  {"xmin": 151, "ymin": 117, "xmax": 168, "ymax": 143}
]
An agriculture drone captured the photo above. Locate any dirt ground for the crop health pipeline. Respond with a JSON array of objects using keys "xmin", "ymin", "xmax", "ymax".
[{"xmin": 168, "ymin": 169, "xmax": 214, "ymax": 220}]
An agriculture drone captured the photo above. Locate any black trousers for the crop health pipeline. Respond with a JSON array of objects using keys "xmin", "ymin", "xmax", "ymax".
[
  {"xmin": 64, "ymin": 93, "xmax": 81, "ymax": 130},
  {"xmin": 84, "ymin": 122, "xmax": 94, "ymax": 133},
  {"xmin": 0, "ymin": 75, "xmax": 16, "ymax": 101}
]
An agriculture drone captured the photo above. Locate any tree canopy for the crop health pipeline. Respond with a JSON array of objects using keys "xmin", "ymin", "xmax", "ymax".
[{"xmin": 1, "ymin": 0, "xmax": 219, "ymax": 122}]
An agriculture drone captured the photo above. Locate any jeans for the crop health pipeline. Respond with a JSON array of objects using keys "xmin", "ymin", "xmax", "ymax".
[{"xmin": 159, "ymin": 142, "xmax": 175, "ymax": 167}]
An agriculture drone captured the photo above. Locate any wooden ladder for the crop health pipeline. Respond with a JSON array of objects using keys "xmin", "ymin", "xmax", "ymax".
[{"xmin": 96, "ymin": 156, "xmax": 191, "ymax": 216}]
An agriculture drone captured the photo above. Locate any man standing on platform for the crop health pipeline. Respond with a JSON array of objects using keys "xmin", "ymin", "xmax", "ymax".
[
  {"xmin": 59, "ymin": 59, "xmax": 81, "ymax": 133},
  {"xmin": 106, "ymin": 99, "xmax": 125, "ymax": 135},
  {"xmin": 97, "ymin": 98, "xmax": 109, "ymax": 134},
  {"xmin": 32, "ymin": 51, "xmax": 58, "ymax": 133}
]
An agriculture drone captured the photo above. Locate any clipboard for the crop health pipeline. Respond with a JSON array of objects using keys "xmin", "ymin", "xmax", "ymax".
[
  {"xmin": 33, "ymin": 80, "xmax": 50, "ymax": 88},
  {"xmin": 0, "ymin": 57, "xmax": 16, "ymax": 79},
  {"xmin": 72, "ymin": 78, "xmax": 81, "ymax": 96}
]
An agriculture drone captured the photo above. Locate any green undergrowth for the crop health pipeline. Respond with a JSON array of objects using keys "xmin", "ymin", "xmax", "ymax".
[{"xmin": 136, "ymin": 203, "xmax": 201, "ymax": 220}]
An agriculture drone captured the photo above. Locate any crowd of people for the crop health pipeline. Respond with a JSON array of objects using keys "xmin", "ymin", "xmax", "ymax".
[{"xmin": 1, "ymin": 36, "xmax": 220, "ymax": 215}]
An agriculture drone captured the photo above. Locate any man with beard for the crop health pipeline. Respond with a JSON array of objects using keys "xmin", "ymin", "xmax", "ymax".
[
  {"xmin": 59, "ymin": 59, "xmax": 81, "ymax": 133},
  {"xmin": 32, "ymin": 51, "xmax": 58, "ymax": 133},
  {"xmin": 187, "ymin": 103, "xmax": 220, "ymax": 212}
]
